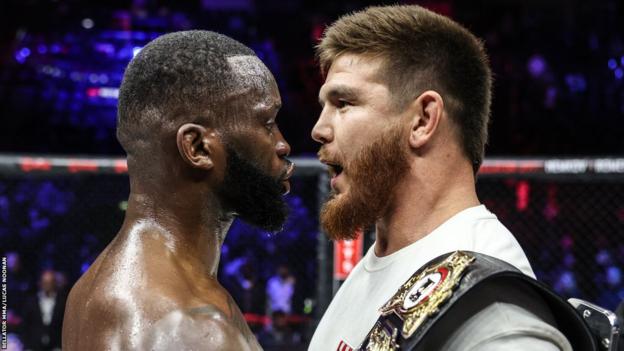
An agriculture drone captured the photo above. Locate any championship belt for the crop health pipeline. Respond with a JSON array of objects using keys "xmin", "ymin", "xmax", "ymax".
[{"xmin": 358, "ymin": 251, "xmax": 598, "ymax": 351}]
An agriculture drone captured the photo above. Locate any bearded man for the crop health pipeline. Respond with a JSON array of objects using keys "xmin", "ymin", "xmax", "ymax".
[
  {"xmin": 62, "ymin": 31, "xmax": 293, "ymax": 350},
  {"xmin": 309, "ymin": 5, "xmax": 593, "ymax": 351}
]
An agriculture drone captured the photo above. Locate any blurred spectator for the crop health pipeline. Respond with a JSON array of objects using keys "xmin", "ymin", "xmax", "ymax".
[
  {"xmin": 6, "ymin": 252, "xmax": 30, "ymax": 292},
  {"xmin": 552, "ymin": 253, "xmax": 581, "ymax": 298},
  {"xmin": 266, "ymin": 264, "xmax": 295, "ymax": 314},
  {"xmin": 223, "ymin": 254, "xmax": 265, "ymax": 316},
  {"xmin": 257, "ymin": 310, "xmax": 304, "ymax": 351},
  {"xmin": 22, "ymin": 270, "xmax": 66, "ymax": 351}
]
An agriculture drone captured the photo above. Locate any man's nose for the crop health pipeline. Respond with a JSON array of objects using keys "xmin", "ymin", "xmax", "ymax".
[
  {"xmin": 275, "ymin": 129, "xmax": 291, "ymax": 157},
  {"xmin": 311, "ymin": 109, "xmax": 333, "ymax": 144}
]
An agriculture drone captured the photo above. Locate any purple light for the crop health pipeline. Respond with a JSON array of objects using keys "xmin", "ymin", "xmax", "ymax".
[
  {"xmin": 621, "ymin": 56, "xmax": 624, "ymax": 66},
  {"xmin": 615, "ymin": 68, "xmax": 624, "ymax": 80},
  {"xmin": 70, "ymin": 72, "xmax": 82, "ymax": 81},
  {"xmin": 14, "ymin": 53, "xmax": 25, "ymax": 64},
  {"xmin": 565, "ymin": 74, "xmax": 587, "ymax": 92},
  {"xmin": 88, "ymin": 74, "xmax": 99, "ymax": 84},
  {"xmin": 527, "ymin": 54, "xmax": 546, "ymax": 78},
  {"xmin": 95, "ymin": 43, "xmax": 115, "ymax": 55},
  {"xmin": 608, "ymin": 59, "xmax": 618, "ymax": 70},
  {"xmin": 86, "ymin": 87, "xmax": 119, "ymax": 99},
  {"xmin": 37, "ymin": 45, "xmax": 47, "ymax": 54}
]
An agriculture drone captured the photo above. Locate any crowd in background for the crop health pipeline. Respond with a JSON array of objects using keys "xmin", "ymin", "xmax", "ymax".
[
  {"xmin": 1, "ymin": 0, "xmax": 623, "ymax": 157},
  {"xmin": 3, "ymin": 175, "xmax": 624, "ymax": 350}
]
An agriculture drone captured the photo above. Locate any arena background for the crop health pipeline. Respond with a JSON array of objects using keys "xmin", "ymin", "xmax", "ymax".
[{"xmin": 1, "ymin": 1, "xmax": 623, "ymax": 350}]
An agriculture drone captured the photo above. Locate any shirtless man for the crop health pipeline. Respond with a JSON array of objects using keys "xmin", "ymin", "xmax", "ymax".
[{"xmin": 63, "ymin": 30, "xmax": 293, "ymax": 350}]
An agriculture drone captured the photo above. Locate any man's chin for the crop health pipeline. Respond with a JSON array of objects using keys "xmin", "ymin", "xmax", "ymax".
[{"xmin": 320, "ymin": 194, "xmax": 363, "ymax": 241}]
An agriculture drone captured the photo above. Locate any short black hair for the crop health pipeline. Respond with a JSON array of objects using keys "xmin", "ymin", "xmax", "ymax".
[{"xmin": 117, "ymin": 30, "xmax": 256, "ymax": 154}]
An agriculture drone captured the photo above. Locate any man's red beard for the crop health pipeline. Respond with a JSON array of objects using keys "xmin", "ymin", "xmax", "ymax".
[{"xmin": 320, "ymin": 124, "xmax": 410, "ymax": 241}]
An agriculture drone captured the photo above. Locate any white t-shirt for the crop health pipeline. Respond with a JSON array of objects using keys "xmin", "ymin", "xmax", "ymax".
[{"xmin": 309, "ymin": 205, "xmax": 538, "ymax": 351}]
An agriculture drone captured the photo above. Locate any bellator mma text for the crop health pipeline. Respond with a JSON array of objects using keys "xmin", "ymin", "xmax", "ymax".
[{"xmin": 1, "ymin": 256, "xmax": 7, "ymax": 349}]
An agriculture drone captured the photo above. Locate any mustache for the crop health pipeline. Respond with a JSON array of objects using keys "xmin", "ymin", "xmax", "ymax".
[
  {"xmin": 317, "ymin": 147, "xmax": 342, "ymax": 166},
  {"xmin": 317, "ymin": 148, "xmax": 329, "ymax": 161}
]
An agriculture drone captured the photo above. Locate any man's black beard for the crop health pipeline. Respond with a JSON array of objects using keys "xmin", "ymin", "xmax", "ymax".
[{"xmin": 218, "ymin": 147, "xmax": 289, "ymax": 232}]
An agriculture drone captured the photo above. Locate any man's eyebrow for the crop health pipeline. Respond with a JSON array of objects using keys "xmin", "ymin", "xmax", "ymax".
[
  {"xmin": 253, "ymin": 100, "xmax": 282, "ymax": 115},
  {"xmin": 319, "ymin": 85, "xmax": 361, "ymax": 106}
]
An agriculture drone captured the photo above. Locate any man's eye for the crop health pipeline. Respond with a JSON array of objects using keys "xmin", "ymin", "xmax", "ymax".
[
  {"xmin": 265, "ymin": 121, "xmax": 276, "ymax": 131},
  {"xmin": 337, "ymin": 100, "xmax": 352, "ymax": 109}
]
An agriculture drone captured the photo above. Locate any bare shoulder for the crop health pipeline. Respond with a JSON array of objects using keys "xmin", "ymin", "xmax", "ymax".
[{"xmin": 143, "ymin": 306, "xmax": 259, "ymax": 351}]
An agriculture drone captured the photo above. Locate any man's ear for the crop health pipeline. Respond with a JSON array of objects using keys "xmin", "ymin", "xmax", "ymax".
[
  {"xmin": 176, "ymin": 123, "xmax": 220, "ymax": 170},
  {"xmin": 408, "ymin": 90, "xmax": 444, "ymax": 149}
]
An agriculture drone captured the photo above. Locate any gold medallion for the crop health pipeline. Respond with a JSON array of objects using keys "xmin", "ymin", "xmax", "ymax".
[
  {"xmin": 365, "ymin": 322, "xmax": 400, "ymax": 351},
  {"xmin": 379, "ymin": 251, "xmax": 475, "ymax": 338}
]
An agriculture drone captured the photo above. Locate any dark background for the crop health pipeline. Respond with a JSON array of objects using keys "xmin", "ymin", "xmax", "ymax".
[{"xmin": 0, "ymin": 0, "xmax": 623, "ymax": 157}]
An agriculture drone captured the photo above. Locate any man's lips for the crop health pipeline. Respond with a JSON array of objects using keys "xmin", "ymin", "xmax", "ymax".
[
  {"xmin": 323, "ymin": 162, "xmax": 344, "ymax": 179},
  {"xmin": 319, "ymin": 158, "xmax": 344, "ymax": 176},
  {"xmin": 319, "ymin": 159, "xmax": 345, "ymax": 192}
]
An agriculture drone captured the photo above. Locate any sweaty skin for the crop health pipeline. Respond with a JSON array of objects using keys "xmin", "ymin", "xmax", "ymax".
[
  {"xmin": 63, "ymin": 55, "xmax": 290, "ymax": 351},
  {"xmin": 62, "ymin": 220, "xmax": 261, "ymax": 350}
]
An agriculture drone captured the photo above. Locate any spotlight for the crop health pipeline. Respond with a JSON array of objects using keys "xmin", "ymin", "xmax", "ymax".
[{"xmin": 82, "ymin": 18, "xmax": 94, "ymax": 29}]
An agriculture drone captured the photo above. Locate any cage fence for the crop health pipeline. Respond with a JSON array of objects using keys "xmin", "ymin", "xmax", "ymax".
[{"xmin": 1, "ymin": 155, "xmax": 623, "ymax": 349}]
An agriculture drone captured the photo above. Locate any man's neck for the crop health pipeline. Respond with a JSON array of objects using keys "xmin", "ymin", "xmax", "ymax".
[
  {"xmin": 120, "ymin": 186, "xmax": 233, "ymax": 277},
  {"xmin": 373, "ymin": 161, "xmax": 479, "ymax": 257}
]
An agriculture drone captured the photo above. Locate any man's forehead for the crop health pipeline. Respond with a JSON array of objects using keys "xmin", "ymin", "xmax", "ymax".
[
  {"xmin": 320, "ymin": 54, "xmax": 387, "ymax": 100},
  {"xmin": 326, "ymin": 53, "xmax": 385, "ymax": 81},
  {"xmin": 226, "ymin": 55, "xmax": 279, "ymax": 102},
  {"xmin": 227, "ymin": 55, "xmax": 272, "ymax": 81}
]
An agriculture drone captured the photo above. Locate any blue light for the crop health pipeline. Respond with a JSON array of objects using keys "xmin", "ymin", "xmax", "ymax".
[
  {"xmin": 132, "ymin": 46, "xmax": 143, "ymax": 58},
  {"xmin": 70, "ymin": 71, "xmax": 82, "ymax": 81},
  {"xmin": 615, "ymin": 68, "xmax": 624, "ymax": 80},
  {"xmin": 621, "ymin": 56, "xmax": 624, "ymax": 66},
  {"xmin": 565, "ymin": 74, "xmax": 587, "ymax": 92},
  {"xmin": 88, "ymin": 73, "xmax": 99, "ymax": 84},
  {"xmin": 608, "ymin": 59, "xmax": 617, "ymax": 70},
  {"xmin": 14, "ymin": 53, "xmax": 25, "ymax": 64},
  {"xmin": 15, "ymin": 47, "xmax": 31, "ymax": 63}
]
